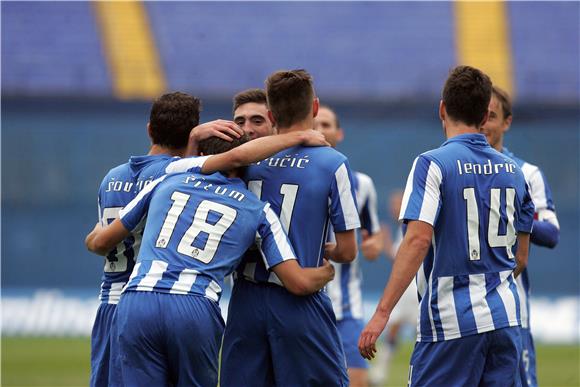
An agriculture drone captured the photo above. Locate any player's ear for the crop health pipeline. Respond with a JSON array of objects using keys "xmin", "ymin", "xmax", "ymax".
[
  {"xmin": 337, "ymin": 128, "xmax": 345, "ymax": 143},
  {"xmin": 312, "ymin": 98, "xmax": 319, "ymax": 118},
  {"xmin": 438, "ymin": 100, "xmax": 446, "ymax": 121},
  {"xmin": 504, "ymin": 115, "xmax": 513, "ymax": 132},
  {"xmin": 267, "ymin": 110, "xmax": 276, "ymax": 126}
]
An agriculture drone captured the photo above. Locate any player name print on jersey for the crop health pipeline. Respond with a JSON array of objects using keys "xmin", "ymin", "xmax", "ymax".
[
  {"xmin": 254, "ymin": 154, "xmax": 310, "ymax": 169},
  {"xmin": 457, "ymin": 159, "xmax": 517, "ymax": 175}
]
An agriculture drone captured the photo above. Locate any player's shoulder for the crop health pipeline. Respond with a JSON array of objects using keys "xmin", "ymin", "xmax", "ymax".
[
  {"xmin": 354, "ymin": 171, "xmax": 375, "ymax": 189},
  {"xmin": 502, "ymin": 147, "xmax": 542, "ymax": 181},
  {"xmin": 99, "ymin": 160, "xmax": 133, "ymax": 189}
]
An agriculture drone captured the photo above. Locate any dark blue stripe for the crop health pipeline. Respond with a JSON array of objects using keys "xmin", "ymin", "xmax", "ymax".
[
  {"xmin": 484, "ymin": 272, "xmax": 509, "ymax": 328},
  {"xmin": 453, "ymin": 275, "xmax": 477, "ymax": 336},
  {"xmin": 508, "ymin": 274, "xmax": 522, "ymax": 325},
  {"xmin": 429, "ymin": 277, "xmax": 445, "ymax": 341}
]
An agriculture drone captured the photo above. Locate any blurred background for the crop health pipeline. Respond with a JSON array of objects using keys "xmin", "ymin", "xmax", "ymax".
[{"xmin": 2, "ymin": 1, "xmax": 578, "ymax": 386}]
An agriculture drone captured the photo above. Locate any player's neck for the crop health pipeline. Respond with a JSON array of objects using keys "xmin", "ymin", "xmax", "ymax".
[
  {"xmin": 148, "ymin": 144, "xmax": 186, "ymax": 157},
  {"xmin": 444, "ymin": 121, "xmax": 480, "ymax": 139},
  {"xmin": 276, "ymin": 118, "xmax": 315, "ymax": 135}
]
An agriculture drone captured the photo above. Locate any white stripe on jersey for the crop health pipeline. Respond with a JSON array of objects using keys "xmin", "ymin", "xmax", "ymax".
[
  {"xmin": 107, "ymin": 282, "xmax": 125, "ymax": 305},
  {"xmin": 521, "ymin": 162, "xmax": 560, "ymax": 228},
  {"xmin": 355, "ymin": 172, "xmax": 381, "ymax": 234},
  {"xmin": 169, "ymin": 269, "xmax": 199, "ymax": 295},
  {"xmin": 327, "ymin": 262, "xmax": 343, "ymax": 320},
  {"xmin": 243, "ymin": 262, "xmax": 257, "ymax": 280},
  {"xmin": 263, "ymin": 204, "xmax": 296, "ymax": 267},
  {"xmin": 468, "ymin": 274, "xmax": 494, "ymax": 333},
  {"xmin": 123, "ymin": 262, "xmax": 142, "ymax": 293},
  {"xmin": 496, "ymin": 270, "xmax": 520, "ymax": 327},
  {"xmin": 120, "ymin": 175, "xmax": 167, "ymax": 220},
  {"xmin": 418, "ymin": 161, "xmax": 442, "ymax": 225},
  {"xmin": 136, "ymin": 260, "xmax": 168, "ymax": 291},
  {"xmin": 335, "ymin": 163, "xmax": 359, "ymax": 229},
  {"xmin": 399, "ymin": 157, "xmax": 418, "ymax": 221},
  {"xmin": 416, "ymin": 263, "xmax": 427, "ymax": 300},
  {"xmin": 164, "ymin": 156, "xmax": 209, "ymax": 174},
  {"xmin": 515, "ymin": 275, "xmax": 529, "ymax": 328},
  {"xmin": 205, "ymin": 280, "xmax": 222, "ymax": 302},
  {"xmin": 267, "ymin": 272, "xmax": 283, "ymax": 286},
  {"xmin": 437, "ymin": 276, "xmax": 461, "ymax": 340},
  {"xmin": 348, "ymin": 262, "xmax": 363, "ymax": 319}
]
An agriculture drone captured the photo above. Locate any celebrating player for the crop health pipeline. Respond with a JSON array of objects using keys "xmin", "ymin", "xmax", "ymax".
[
  {"xmin": 359, "ymin": 66, "xmax": 535, "ymax": 386},
  {"xmin": 481, "ymin": 86, "xmax": 560, "ymax": 387},
  {"xmin": 233, "ymin": 88, "xmax": 275, "ymax": 139},
  {"xmin": 315, "ymin": 104, "xmax": 383, "ymax": 387},
  {"xmin": 221, "ymin": 70, "xmax": 360, "ymax": 387},
  {"xmin": 86, "ymin": 133, "xmax": 335, "ymax": 386}
]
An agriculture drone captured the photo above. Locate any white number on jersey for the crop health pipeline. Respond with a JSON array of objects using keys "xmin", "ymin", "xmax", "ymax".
[
  {"xmin": 248, "ymin": 181, "xmax": 299, "ymax": 232},
  {"xmin": 100, "ymin": 207, "xmax": 128, "ymax": 272},
  {"xmin": 155, "ymin": 192, "xmax": 237, "ymax": 263},
  {"xmin": 463, "ymin": 187, "xmax": 517, "ymax": 260}
]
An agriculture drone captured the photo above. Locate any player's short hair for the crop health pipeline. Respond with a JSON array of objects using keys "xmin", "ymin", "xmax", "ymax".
[
  {"xmin": 149, "ymin": 92, "xmax": 201, "ymax": 149},
  {"xmin": 198, "ymin": 133, "xmax": 250, "ymax": 156},
  {"xmin": 492, "ymin": 86, "xmax": 512, "ymax": 120},
  {"xmin": 319, "ymin": 104, "xmax": 341, "ymax": 128},
  {"xmin": 442, "ymin": 66, "xmax": 492, "ymax": 127},
  {"xmin": 233, "ymin": 88, "xmax": 267, "ymax": 115},
  {"xmin": 266, "ymin": 69, "xmax": 314, "ymax": 128}
]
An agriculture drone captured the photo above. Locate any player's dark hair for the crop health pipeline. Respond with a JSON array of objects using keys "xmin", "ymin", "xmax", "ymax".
[
  {"xmin": 198, "ymin": 133, "xmax": 250, "ymax": 156},
  {"xmin": 319, "ymin": 104, "xmax": 341, "ymax": 129},
  {"xmin": 492, "ymin": 86, "xmax": 512, "ymax": 120},
  {"xmin": 233, "ymin": 89, "xmax": 267, "ymax": 115},
  {"xmin": 266, "ymin": 69, "xmax": 314, "ymax": 128},
  {"xmin": 149, "ymin": 92, "xmax": 201, "ymax": 149},
  {"xmin": 442, "ymin": 66, "xmax": 492, "ymax": 127}
]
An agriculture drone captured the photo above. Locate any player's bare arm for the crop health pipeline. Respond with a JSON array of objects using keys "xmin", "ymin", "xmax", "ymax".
[
  {"xmin": 358, "ymin": 220, "xmax": 432, "ymax": 360},
  {"xmin": 514, "ymin": 232, "xmax": 531, "ymax": 277},
  {"xmin": 324, "ymin": 229, "xmax": 357, "ymax": 263},
  {"xmin": 85, "ymin": 219, "xmax": 131, "ymax": 256},
  {"xmin": 360, "ymin": 229, "xmax": 384, "ymax": 260},
  {"xmin": 200, "ymin": 129, "xmax": 329, "ymax": 174},
  {"xmin": 273, "ymin": 259, "xmax": 335, "ymax": 296},
  {"xmin": 186, "ymin": 120, "xmax": 244, "ymax": 156}
]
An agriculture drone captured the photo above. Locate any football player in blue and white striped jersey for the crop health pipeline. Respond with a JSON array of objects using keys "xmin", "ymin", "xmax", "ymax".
[
  {"xmin": 221, "ymin": 70, "xmax": 360, "ymax": 387},
  {"xmin": 315, "ymin": 104, "xmax": 383, "ymax": 387},
  {"xmin": 482, "ymin": 86, "xmax": 560, "ymax": 387},
  {"xmin": 359, "ymin": 66, "xmax": 535, "ymax": 386},
  {"xmin": 87, "ymin": 134, "xmax": 335, "ymax": 387}
]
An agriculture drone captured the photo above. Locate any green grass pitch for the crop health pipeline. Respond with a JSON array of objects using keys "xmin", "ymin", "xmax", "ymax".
[{"xmin": 2, "ymin": 337, "xmax": 578, "ymax": 386}]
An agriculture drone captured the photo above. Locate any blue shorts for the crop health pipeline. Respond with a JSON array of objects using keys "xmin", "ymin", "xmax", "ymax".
[
  {"xmin": 519, "ymin": 328, "xmax": 537, "ymax": 387},
  {"xmin": 409, "ymin": 326, "xmax": 522, "ymax": 387},
  {"xmin": 337, "ymin": 318, "xmax": 368, "ymax": 369},
  {"xmin": 90, "ymin": 303, "xmax": 116, "ymax": 387},
  {"xmin": 115, "ymin": 291, "xmax": 224, "ymax": 387},
  {"xmin": 221, "ymin": 279, "xmax": 348, "ymax": 387}
]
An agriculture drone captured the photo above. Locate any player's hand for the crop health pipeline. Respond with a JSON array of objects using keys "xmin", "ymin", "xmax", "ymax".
[
  {"xmin": 323, "ymin": 242, "xmax": 337, "ymax": 260},
  {"xmin": 190, "ymin": 120, "xmax": 244, "ymax": 142},
  {"xmin": 358, "ymin": 311, "xmax": 389, "ymax": 360},
  {"xmin": 321, "ymin": 259, "xmax": 335, "ymax": 282},
  {"xmin": 300, "ymin": 129, "xmax": 330, "ymax": 147}
]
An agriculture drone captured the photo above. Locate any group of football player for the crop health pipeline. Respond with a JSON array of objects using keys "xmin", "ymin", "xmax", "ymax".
[{"xmin": 86, "ymin": 65, "xmax": 559, "ymax": 387}]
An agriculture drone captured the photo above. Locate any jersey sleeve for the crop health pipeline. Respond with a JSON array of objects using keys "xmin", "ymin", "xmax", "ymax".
[
  {"xmin": 164, "ymin": 156, "xmax": 210, "ymax": 174},
  {"xmin": 527, "ymin": 166, "xmax": 560, "ymax": 228},
  {"xmin": 515, "ymin": 178, "xmax": 535, "ymax": 234},
  {"xmin": 119, "ymin": 175, "xmax": 167, "ymax": 231},
  {"xmin": 358, "ymin": 174, "xmax": 381, "ymax": 235},
  {"xmin": 329, "ymin": 161, "xmax": 361, "ymax": 232},
  {"xmin": 399, "ymin": 155, "xmax": 443, "ymax": 226},
  {"xmin": 256, "ymin": 203, "xmax": 297, "ymax": 269}
]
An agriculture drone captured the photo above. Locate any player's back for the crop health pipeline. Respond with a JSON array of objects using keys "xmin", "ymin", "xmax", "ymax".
[
  {"xmin": 401, "ymin": 133, "xmax": 534, "ymax": 342},
  {"xmin": 239, "ymin": 145, "xmax": 359, "ymax": 283},
  {"xmin": 121, "ymin": 172, "xmax": 279, "ymax": 301}
]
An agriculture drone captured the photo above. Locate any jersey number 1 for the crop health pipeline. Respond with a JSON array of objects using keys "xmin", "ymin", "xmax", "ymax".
[
  {"xmin": 155, "ymin": 192, "xmax": 237, "ymax": 264},
  {"xmin": 463, "ymin": 187, "xmax": 516, "ymax": 260}
]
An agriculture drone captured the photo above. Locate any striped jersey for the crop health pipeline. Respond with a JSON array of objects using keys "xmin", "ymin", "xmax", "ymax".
[
  {"xmin": 400, "ymin": 133, "xmax": 535, "ymax": 342},
  {"xmin": 327, "ymin": 171, "xmax": 381, "ymax": 320},
  {"xmin": 96, "ymin": 154, "xmax": 209, "ymax": 304},
  {"xmin": 236, "ymin": 145, "xmax": 360, "ymax": 285},
  {"xmin": 503, "ymin": 147, "xmax": 559, "ymax": 329},
  {"xmin": 119, "ymin": 172, "xmax": 296, "ymax": 301}
]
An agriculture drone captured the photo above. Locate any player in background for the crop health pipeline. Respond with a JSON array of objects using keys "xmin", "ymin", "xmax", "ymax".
[
  {"xmin": 359, "ymin": 66, "xmax": 535, "ymax": 386},
  {"xmin": 91, "ymin": 91, "xmax": 327, "ymax": 387},
  {"xmin": 90, "ymin": 92, "xmax": 244, "ymax": 387},
  {"xmin": 369, "ymin": 190, "xmax": 418, "ymax": 386},
  {"xmin": 481, "ymin": 86, "xmax": 560, "ymax": 387},
  {"xmin": 86, "ymin": 134, "xmax": 335, "ymax": 386},
  {"xmin": 221, "ymin": 70, "xmax": 360, "ymax": 387},
  {"xmin": 233, "ymin": 88, "xmax": 275, "ymax": 139},
  {"xmin": 315, "ymin": 104, "xmax": 383, "ymax": 387}
]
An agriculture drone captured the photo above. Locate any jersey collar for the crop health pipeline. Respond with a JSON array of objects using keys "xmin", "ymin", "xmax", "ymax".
[{"xmin": 442, "ymin": 133, "xmax": 489, "ymax": 148}]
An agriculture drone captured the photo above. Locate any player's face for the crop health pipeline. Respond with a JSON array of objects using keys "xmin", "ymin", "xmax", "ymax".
[
  {"xmin": 314, "ymin": 107, "xmax": 343, "ymax": 148},
  {"xmin": 481, "ymin": 96, "xmax": 509, "ymax": 151},
  {"xmin": 233, "ymin": 103, "xmax": 274, "ymax": 139}
]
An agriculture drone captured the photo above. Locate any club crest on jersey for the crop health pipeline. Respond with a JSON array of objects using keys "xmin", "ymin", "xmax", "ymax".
[
  {"xmin": 471, "ymin": 249, "xmax": 479, "ymax": 260},
  {"xmin": 157, "ymin": 238, "xmax": 167, "ymax": 248}
]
